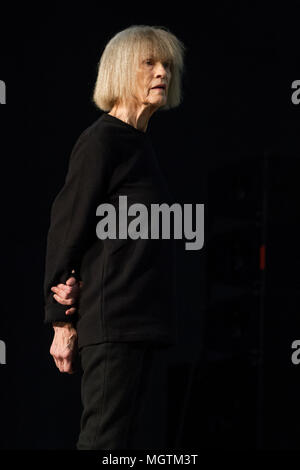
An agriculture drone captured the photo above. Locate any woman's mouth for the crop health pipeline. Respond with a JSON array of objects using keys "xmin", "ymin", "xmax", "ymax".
[{"xmin": 151, "ymin": 84, "xmax": 166, "ymax": 90}]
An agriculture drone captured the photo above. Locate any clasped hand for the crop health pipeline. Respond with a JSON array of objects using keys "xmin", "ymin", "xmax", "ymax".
[{"xmin": 49, "ymin": 272, "xmax": 82, "ymax": 373}]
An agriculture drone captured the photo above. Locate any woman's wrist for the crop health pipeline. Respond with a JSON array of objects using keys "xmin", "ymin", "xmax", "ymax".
[{"xmin": 52, "ymin": 321, "xmax": 76, "ymax": 330}]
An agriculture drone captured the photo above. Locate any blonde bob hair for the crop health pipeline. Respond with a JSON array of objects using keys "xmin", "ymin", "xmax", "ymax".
[{"xmin": 93, "ymin": 25, "xmax": 185, "ymax": 111}]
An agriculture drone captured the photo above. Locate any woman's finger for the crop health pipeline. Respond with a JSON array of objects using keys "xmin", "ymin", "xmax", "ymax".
[
  {"xmin": 53, "ymin": 293, "xmax": 74, "ymax": 305},
  {"xmin": 52, "ymin": 287, "xmax": 76, "ymax": 301},
  {"xmin": 65, "ymin": 307, "xmax": 76, "ymax": 315},
  {"xmin": 53, "ymin": 284, "xmax": 73, "ymax": 294},
  {"xmin": 64, "ymin": 361, "xmax": 74, "ymax": 374},
  {"xmin": 52, "ymin": 284, "xmax": 80, "ymax": 297},
  {"xmin": 66, "ymin": 277, "xmax": 78, "ymax": 286},
  {"xmin": 53, "ymin": 357, "xmax": 60, "ymax": 370}
]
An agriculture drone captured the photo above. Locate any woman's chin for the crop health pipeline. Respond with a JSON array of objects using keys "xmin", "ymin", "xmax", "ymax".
[{"xmin": 149, "ymin": 98, "xmax": 167, "ymax": 108}]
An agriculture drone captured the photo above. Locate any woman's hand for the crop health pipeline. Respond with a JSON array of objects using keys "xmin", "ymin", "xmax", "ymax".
[
  {"xmin": 50, "ymin": 271, "xmax": 83, "ymax": 316},
  {"xmin": 49, "ymin": 271, "xmax": 82, "ymax": 373},
  {"xmin": 50, "ymin": 322, "xmax": 78, "ymax": 374}
]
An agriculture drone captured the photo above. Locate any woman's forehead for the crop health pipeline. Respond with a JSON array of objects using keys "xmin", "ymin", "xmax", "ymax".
[{"xmin": 137, "ymin": 40, "xmax": 172, "ymax": 62}]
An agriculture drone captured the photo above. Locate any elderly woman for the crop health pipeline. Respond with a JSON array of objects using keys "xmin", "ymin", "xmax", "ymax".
[{"xmin": 44, "ymin": 25, "xmax": 185, "ymax": 450}]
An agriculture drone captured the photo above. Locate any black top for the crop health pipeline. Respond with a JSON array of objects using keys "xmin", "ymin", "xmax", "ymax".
[{"xmin": 43, "ymin": 112, "xmax": 178, "ymax": 348}]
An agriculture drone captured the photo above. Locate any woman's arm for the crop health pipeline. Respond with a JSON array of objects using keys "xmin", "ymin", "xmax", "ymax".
[
  {"xmin": 44, "ymin": 127, "xmax": 113, "ymax": 325},
  {"xmin": 44, "ymin": 127, "xmax": 113, "ymax": 373}
]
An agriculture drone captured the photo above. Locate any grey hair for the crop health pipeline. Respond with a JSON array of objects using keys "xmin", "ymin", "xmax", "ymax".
[{"xmin": 93, "ymin": 25, "xmax": 185, "ymax": 111}]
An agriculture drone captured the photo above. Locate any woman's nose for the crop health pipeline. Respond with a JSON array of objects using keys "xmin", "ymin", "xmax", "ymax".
[{"xmin": 154, "ymin": 62, "xmax": 168, "ymax": 77}]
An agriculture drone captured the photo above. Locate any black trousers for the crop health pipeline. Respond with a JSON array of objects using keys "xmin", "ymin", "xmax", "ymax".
[{"xmin": 76, "ymin": 341, "xmax": 170, "ymax": 450}]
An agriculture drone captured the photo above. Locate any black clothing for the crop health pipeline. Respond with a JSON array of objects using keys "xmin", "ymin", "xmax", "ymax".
[
  {"xmin": 77, "ymin": 342, "xmax": 168, "ymax": 450},
  {"xmin": 43, "ymin": 113, "xmax": 178, "ymax": 349}
]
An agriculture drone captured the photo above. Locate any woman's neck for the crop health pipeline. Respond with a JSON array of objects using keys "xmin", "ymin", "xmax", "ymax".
[{"xmin": 108, "ymin": 103, "xmax": 156, "ymax": 132}]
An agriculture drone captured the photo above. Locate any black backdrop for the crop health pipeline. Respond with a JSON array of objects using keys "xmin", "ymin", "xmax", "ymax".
[{"xmin": 1, "ymin": 1, "xmax": 300, "ymax": 451}]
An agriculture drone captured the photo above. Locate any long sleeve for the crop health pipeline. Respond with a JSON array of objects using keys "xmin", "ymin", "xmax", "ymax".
[{"xmin": 43, "ymin": 127, "xmax": 113, "ymax": 324}]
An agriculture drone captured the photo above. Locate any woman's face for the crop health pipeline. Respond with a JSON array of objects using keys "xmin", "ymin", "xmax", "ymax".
[{"xmin": 134, "ymin": 55, "xmax": 172, "ymax": 109}]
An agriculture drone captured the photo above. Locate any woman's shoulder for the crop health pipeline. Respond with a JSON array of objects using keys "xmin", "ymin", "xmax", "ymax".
[
  {"xmin": 69, "ymin": 115, "xmax": 121, "ymax": 162},
  {"xmin": 84, "ymin": 112, "xmax": 146, "ymax": 140},
  {"xmin": 71, "ymin": 112, "xmax": 143, "ymax": 162},
  {"xmin": 66, "ymin": 116, "xmax": 119, "ymax": 169},
  {"xmin": 77, "ymin": 114, "xmax": 115, "ymax": 145}
]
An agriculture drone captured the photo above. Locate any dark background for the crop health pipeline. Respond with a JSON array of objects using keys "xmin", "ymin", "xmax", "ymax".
[{"xmin": 0, "ymin": 1, "xmax": 300, "ymax": 450}]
